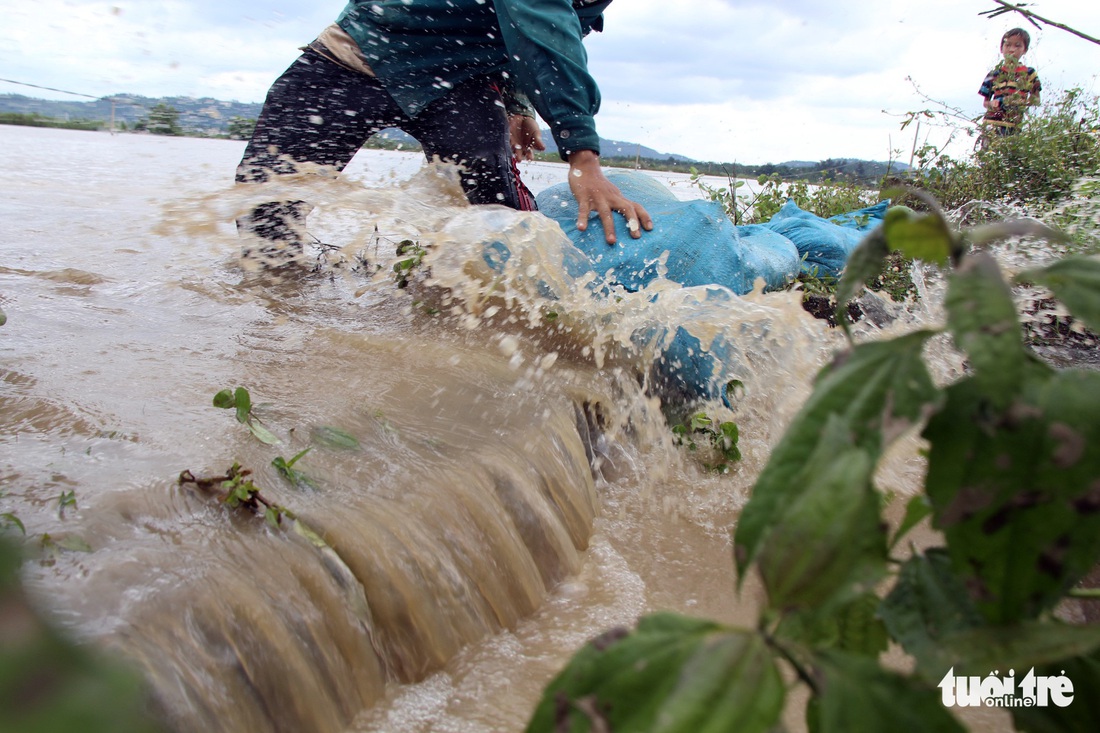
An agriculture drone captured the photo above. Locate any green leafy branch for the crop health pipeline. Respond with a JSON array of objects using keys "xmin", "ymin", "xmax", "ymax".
[
  {"xmin": 176, "ymin": 458, "xmax": 378, "ymax": 645},
  {"xmin": 527, "ymin": 193, "xmax": 1100, "ymax": 733},
  {"xmin": 179, "ymin": 463, "xmax": 297, "ymax": 529}
]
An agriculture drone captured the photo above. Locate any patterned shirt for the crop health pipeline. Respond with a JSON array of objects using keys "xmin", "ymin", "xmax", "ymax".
[{"xmin": 979, "ymin": 62, "xmax": 1041, "ymax": 131}]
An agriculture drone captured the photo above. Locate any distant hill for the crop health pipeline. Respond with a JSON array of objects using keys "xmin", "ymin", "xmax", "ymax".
[
  {"xmin": 0, "ymin": 93, "xmax": 261, "ymax": 134},
  {"xmin": 0, "ymin": 93, "xmax": 905, "ymax": 179},
  {"xmin": 539, "ymin": 132, "xmax": 694, "ymax": 163},
  {"xmin": 0, "ymin": 93, "xmax": 690, "ymax": 161},
  {"xmin": 371, "ymin": 125, "xmax": 694, "ymax": 163}
]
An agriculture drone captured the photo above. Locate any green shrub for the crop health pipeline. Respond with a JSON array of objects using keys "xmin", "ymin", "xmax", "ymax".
[
  {"xmin": 691, "ymin": 171, "xmax": 880, "ymax": 224},
  {"xmin": 901, "ymin": 89, "xmax": 1100, "ymax": 213}
]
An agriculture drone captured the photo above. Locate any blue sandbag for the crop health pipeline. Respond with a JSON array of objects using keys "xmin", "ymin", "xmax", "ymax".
[
  {"xmin": 829, "ymin": 200, "xmax": 890, "ymax": 231},
  {"xmin": 533, "ymin": 172, "xmax": 890, "ymax": 404},
  {"xmin": 641, "ymin": 288, "xmax": 747, "ymax": 405},
  {"xmin": 762, "ymin": 198, "xmax": 887, "ymax": 278},
  {"xmin": 536, "ymin": 171, "xmax": 800, "ymax": 295}
]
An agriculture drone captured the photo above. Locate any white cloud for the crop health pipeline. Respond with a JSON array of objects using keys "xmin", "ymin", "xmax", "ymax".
[{"xmin": 3, "ymin": 0, "xmax": 1099, "ymax": 163}]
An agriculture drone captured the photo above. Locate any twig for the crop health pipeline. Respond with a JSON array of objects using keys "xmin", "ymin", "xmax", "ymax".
[
  {"xmin": 980, "ymin": 1, "xmax": 1100, "ymax": 47},
  {"xmin": 1069, "ymin": 587, "xmax": 1100, "ymax": 600}
]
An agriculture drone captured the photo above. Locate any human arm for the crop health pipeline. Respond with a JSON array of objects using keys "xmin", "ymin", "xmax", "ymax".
[
  {"xmin": 491, "ymin": 1, "xmax": 650, "ymax": 242},
  {"xmin": 568, "ymin": 150, "xmax": 653, "ymax": 245},
  {"xmin": 491, "ymin": 0, "xmax": 607, "ymax": 157}
]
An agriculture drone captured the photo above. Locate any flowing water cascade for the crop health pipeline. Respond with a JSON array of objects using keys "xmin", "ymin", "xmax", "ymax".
[{"xmin": 1, "ymin": 126, "xmax": 940, "ymax": 732}]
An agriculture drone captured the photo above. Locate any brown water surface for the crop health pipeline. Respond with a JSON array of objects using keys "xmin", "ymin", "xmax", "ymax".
[{"xmin": 0, "ymin": 125, "xmax": 914, "ymax": 732}]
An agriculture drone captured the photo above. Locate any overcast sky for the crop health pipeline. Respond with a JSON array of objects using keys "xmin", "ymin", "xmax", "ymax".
[{"xmin": 3, "ymin": 0, "xmax": 1099, "ymax": 164}]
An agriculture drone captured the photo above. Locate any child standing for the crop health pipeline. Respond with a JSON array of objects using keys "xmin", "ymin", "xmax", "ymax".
[{"xmin": 979, "ymin": 28, "xmax": 1042, "ymax": 136}]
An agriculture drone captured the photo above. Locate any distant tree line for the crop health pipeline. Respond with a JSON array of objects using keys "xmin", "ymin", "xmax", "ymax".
[
  {"xmin": 0, "ymin": 112, "xmax": 106, "ymax": 132},
  {"xmin": 0, "ymin": 105, "xmax": 246, "ymax": 140},
  {"xmin": 0, "ymin": 106, "xmax": 898, "ymax": 185},
  {"xmin": 592, "ymin": 155, "xmax": 900, "ymax": 186}
]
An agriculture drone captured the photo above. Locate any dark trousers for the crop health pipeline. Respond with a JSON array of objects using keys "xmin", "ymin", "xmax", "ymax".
[{"xmin": 236, "ymin": 49, "xmax": 535, "ymax": 262}]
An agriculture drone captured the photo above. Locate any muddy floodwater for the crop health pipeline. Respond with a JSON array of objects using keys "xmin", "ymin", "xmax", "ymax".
[{"xmin": 1, "ymin": 124, "xmax": 949, "ymax": 732}]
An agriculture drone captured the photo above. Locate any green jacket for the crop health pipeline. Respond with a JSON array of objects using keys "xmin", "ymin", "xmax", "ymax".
[{"xmin": 335, "ymin": 0, "xmax": 612, "ymax": 158}]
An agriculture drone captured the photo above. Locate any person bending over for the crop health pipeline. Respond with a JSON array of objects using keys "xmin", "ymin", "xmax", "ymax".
[{"xmin": 235, "ymin": 0, "xmax": 652, "ymax": 267}]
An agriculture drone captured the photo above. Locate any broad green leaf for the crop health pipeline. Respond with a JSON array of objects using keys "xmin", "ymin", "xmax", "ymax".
[
  {"xmin": 945, "ymin": 252, "xmax": 1027, "ymax": 406},
  {"xmin": 273, "ymin": 449, "xmax": 315, "ymax": 489},
  {"xmin": 882, "ymin": 206, "xmax": 953, "ymax": 267},
  {"xmin": 689, "ymin": 412, "xmax": 711, "ymax": 431},
  {"xmin": 835, "ymin": 592, "xmax": 889, "ymax": 658},
  {"xmin": 2, "ymin": 513, "xmax": 26, "ymax": 535},
  {"xmin": 247, "ymin": 421, "xmax": 279, "ymax": 445},
  {"xmin": 212, "ymin": 388, "xmax": 236, "ymax": 409},
  {"xmin": 735, "ymin": 330, "xmax": 939, "ymax": 579},
  {"xmin": 0, "ymin": 540, "xmax": 166, "ymax": 733},
  {"xmin": 1018, "ymin": 256, "xmax": 1100, "ymax": 335},
  {"xmin": 879, "ymin": 549, "xmax": 984, "ymax": 681},
  {"xmin": 311, "ymin": 425, "xmax": 361, "ymax": 450},
  {"xmin": 1011, "ymin": 648, "xmax": 1100, "ymax": 733},
  {"xmin": 233, "ymin": 387, "xmax": 252, "ymax": 425},
  {"xmin": 923, "ymin": 368, "xmax": 1100, "ymax": 623},
  {"xmin": 53, "ymin": 535, "xmax": 93, "ymax": 553},
  {"xmin": 757, "ymin": 427, "xmax": 886, "ymax": 612},
  {"xmin": 889, "ymin": 493, "xmax": 933, "ymax": 551},
  {"xmin": 291, "ymin": 519, "xmax": 332, "ymax": 551},
  {"xmin": 967, "ymin": 219, "xmax": 1069, "ymax": 250},
  {"xmin": 777, "ymin": 593, "xmax": 888, "ymax": 658},
  {"xmin": 775, "ymin": 608, "xmax": 840, "ymax": 652},
  {"xmin": 283, "ymin": 447, "xmax": 311, "ymax": 468},
  {"xmin": 935, "ymin": 622, "xmax": 1100, "ymax": 677},
  {"xmin": 813, "ymin": 651, "xmax": 966, "ymax": 733},
  {"xmin": 835, "ymin": 226, "xmax": 889, "ymax": 336},
  {"xmin": 525, "ymin": 614, "xmax": 784, "ymax": 733}
]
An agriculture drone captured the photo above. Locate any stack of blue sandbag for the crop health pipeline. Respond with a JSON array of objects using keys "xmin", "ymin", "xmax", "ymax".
[
  {"xmin": 534, "ymin": 170, "xmax": 890, "ymax": 404},
  {"xmin": 536, "ymin": 171, "xmax": 799, "ymax": 295},
  {"xmin": 763, "ymin": 197, "xmax": 890, "ymax": 277}
]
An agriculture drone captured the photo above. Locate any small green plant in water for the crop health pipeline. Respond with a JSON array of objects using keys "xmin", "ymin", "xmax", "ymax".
[
  {"xmin": 213, "ymin": 387, "xmax": 279, "ymax": 445},
  {"xmin": 56, "ymin": 489, "xmax": 77, "ymax": 519},
  {"xmin": 672, "ymin": 412, "xmax": 741, "ymax": 474},
  {"xmin": 393, "ymin": 239, "xmax": 426, "ymax": 288},
  {"xmin": 180, "ymin": 464, "xmax": 297, "ymax": 529},
  {"xmin": 272, "ymin": 448, "xmax": 314, "ymax": 489}
]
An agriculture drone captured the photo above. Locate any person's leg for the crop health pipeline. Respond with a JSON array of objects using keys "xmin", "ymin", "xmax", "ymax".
[
  {"xmin": 406, "ymin": 78, "xmax": 534, "ymax": 211},
  {"xmin": 235, "ymin": 49, "xmax": 405, "ymax": 267}
]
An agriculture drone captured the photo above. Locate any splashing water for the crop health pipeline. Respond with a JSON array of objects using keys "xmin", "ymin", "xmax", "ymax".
[{"xmin": 1, "ymin": 125, "xmax": 908, "ymax": 733}]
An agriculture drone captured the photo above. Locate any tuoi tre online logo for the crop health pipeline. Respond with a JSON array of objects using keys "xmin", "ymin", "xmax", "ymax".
[{"xmin": 938, "ymin": 668, "xmax": 1074, "ymax": 708}]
